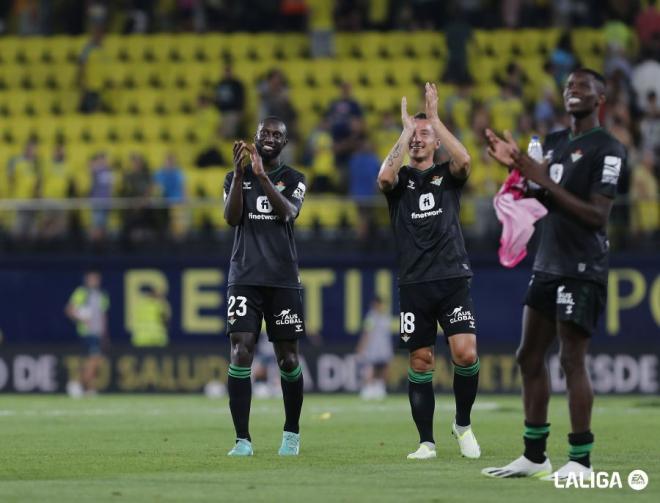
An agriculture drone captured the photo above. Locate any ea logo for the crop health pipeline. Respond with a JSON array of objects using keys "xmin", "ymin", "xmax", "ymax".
[
  {"xmin": 549, "ymin": 163, "xmax": 564, "ymax": 183},
  {"xmin": 419, "ymin": 193, "xmax": 435, "ymax": 211},
  {"xmin": 256, "ymin": 196, "xmax": 272, "ymax": 213},
  {"xmin": 627, "ymin": 470, "xmax": 648, "ymax": 491}
]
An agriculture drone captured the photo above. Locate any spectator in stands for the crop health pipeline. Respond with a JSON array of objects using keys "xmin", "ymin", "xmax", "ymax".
[
  {"xmin": 89, "ymin": 152, "xmax": 114, "ymax": 242},
  {"xmin": 214, "ymin": 63, "xmax": 245, "ymax": 139},
  {"xmin": 6, "ymin": 138, "xmax": 40, "ymax": 239},
  {"xmin": 497, "ymin": 62, "xmax": 527, "ymax": 98},
  {"xmin": 488, "ymin": 83, "xmax": 523, "ymax": 134},
  {"xmin": 77, "ymin": 22, "xmax": 107, "ymax": 113},
  {"xmin": 154, "ymin": 153, "xmax": 185, "ymax": 203},
  {"xmin": 326, "ymin": 81, "xmax": 365, "ymax": 170},
  {"xmin": 306, "ymin": 117, "xmax": 339, "ymax": 192},
  {"xmin": 308, "ymin": 0, "xmax": 334, "ymax": 57},
  {"xmin": 550, "ymin": 32, "xmax": 578, "ymax": 89},
  {"xmin": 640, "ymin": 91, "xmax": 660, "ymax": 152},
  {"xmin": 258, "ymin": 69, "xmax": 298, "ymax": 164},
  {"xmin": 348, "ymin": 135, "xmax": 380, "ymax": 199},
  {"xmin": 154, "ymin": 153, "xmax": 187, "ymax": 238},
  {"xmin": 632, "ymin": 53, "xmax": 660, "ymax": 113},
  {"xmin": 120, "ymin": 153, "xmax": 161, "ymax": 247},
  {"xmin": 193, "ymin": 94, "xmax": 225, "ymax": 168},
  {"xmin": 348, "ymin": 135, "xmax": 380, "ymax": 239},
  {"xmin": 39, "ymin": 143, "xmax": 72, "ymax": 240},
  {"xmin": 630, "ymin": 149, "xmax": 659, "ymax": 238},
  {"xmin": 635, "ymin": 0, "xmax": 660, "ymax": 53}
]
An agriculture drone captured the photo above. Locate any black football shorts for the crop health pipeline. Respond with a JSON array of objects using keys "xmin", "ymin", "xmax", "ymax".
[
  {"xmin": 226, "ymin": 285, "xmax": 306, "ymax": 341},
  {"xmin": 524, "ymin": 272, "xmax": 606, "ymax": 335},
  {"xmin": 398, "ymin": 277, "xmax": 477, "ymax": 351}
]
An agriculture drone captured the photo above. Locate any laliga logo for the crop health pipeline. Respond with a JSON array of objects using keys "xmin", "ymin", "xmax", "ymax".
[{"xmin": 554, "ymin": 469, "xmax": 648, "ymax": 490}]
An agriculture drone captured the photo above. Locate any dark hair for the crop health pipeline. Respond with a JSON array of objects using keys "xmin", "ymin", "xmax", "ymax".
[
  {"xmin": 413, "ymin": 112, "xmax": 427, "ymax": 119},
  {"xmin": 572, "ymin": 67, "xmax": 606, "ymax": 86}
]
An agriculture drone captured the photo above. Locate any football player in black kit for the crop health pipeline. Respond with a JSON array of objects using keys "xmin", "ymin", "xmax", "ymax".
[
  {"xmin": 482, "ymin": 69, "xmax": 626, "ymax": 481},
  {"xmin": 223, "ymin": 117, "xmax": 307, "ymax": 457},
  {"xmin": 378, "ymin": 83, "xmax": 481, "ymax": 460}
]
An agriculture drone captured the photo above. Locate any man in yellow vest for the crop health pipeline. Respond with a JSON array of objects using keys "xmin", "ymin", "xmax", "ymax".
[{"xmin": 130, "ymin": 286, "xmax": 171, "ymax": 347}]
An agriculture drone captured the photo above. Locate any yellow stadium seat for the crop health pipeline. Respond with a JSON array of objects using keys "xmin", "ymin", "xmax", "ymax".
[
  {"xmin": 250, "ymin": 33, "xmax": 279, "ymax": 61},
  {"xmin": 3, "ymin": 91, "xmax": 33, "ymax": 116},
  {"xmin": 335, "ymin": 33, "xmax": 361, "ymax": 58},
  {"xmin": 126, "ymin": 62, "xmax": 159, "ymax": 89},
  {"xmin": 47, "ymin": 36, "xmax": 81, "ymax": 64},
  {"xmin": 410, "ymin": 31, "xmax": 446, "ymax": 59},
  {"xmin": 173, "ymin": 34, "xmax": 206, "ymax": 62},
  {"xmin": 274, "ymin": 34, "xmax": 309, "ymax": 59},
  {"xmin": 0, "ymin": 36, "xmax": 21, "ymax": 64},
  {"xmin": 224, "ymin": 33, "xmax": 256, "ymax": 61},
  {"xmin": 336, "ymin": 59, "xmax": 366, "ymax": 86},
  {"xmin": 357, "ymin": 32, "xmax": 388, "ymax": 59},
  {"xmin": 49, "ymin": 64, "xmax": 78, "ymax": 90},
  {"xmin": 280, "ymin": 60, "xmax": 309, "ymax": 88},
  {"xmin": 202, "ymin": 33, "xmax": 226, "ymax": 61},
  {"xmin": 53, "ymin": 90, "xmax": 81, "ymax": 115},
  {"xmin": 307, "ymin": 59, "xmax": 337, "ymax": 87},
  {"xmin": 17, "ymin": 37, "xmax": 47, "ymax": 64},
  {"xmin": 165, "ymin": 114, "xmax": 196, "ymax": 143},
  {"xmin": 143, "ymin": 34, "xmax": 175, "ymax": 62},
  {"xmin": 0, "ymin": 63, "xmax": 29, "ymax": 89},
  {"xmin": 364, "ymin": 60, "xmax": 392, "ymax": 87}
]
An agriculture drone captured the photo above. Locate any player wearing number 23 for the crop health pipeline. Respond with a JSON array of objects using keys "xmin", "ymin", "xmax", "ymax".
[{"xmin": 222, "ymin": 116, "xmax": 307, "ymax": 457}]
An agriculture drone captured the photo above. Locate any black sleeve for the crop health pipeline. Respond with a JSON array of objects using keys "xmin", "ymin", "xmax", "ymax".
[
  {"xmin": 282, "ymin": 171, "xmax": 306, "ymax": 216},
  {"xmin": 588, "ymin": 142, "xmax": 626, "ymax": 199}
]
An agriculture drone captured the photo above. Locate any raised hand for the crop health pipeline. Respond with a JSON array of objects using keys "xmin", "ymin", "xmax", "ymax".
[
  {"xmin": 401, "ymin": 96, "xmax": 415, "ymax": 133},
  {"xmin": 425, "ymin": 82, "xmax": 439, "ymax": 119},
  {"xmin": 232, "ymin": 141, "xmax": 249, "ymax": 174},
  {"xmin": 248, "ymin": 143, "xmax": 265, "ymax": 178},
  {"xmin": 485, "ymin": 129, "xmax": 519, "ymax": 167}
]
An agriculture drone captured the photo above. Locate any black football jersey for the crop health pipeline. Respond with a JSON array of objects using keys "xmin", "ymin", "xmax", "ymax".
[
  {"xmin": 223, "ymin": 164, "xmax": 306, "ymax": 289},
  {"xmin": 535, "ymin": 127, "xmax": 626, "ymax": 284},
  {"xmin": 385, "ymin": 162, "xmax": 472, "ymax": 285}
]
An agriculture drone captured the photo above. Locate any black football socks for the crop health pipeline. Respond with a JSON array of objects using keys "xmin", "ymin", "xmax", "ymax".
[
  {"xmin": 408, "ymin": 369, "xmax": 435, "ymax": 444},
  {"xmin": 228, "ymin": 364, "xmax": 252, "ymax": 441},
  {"xmin": 280, "ymin": 365, "xmax": 304, "ymax": 434},
  {"xmin": 569, "ymin": 431, "xmax": 594, "ymax": 468},
  {"xmin": 524, "ymin": 421, "xmax": 550, "ymax": 463},
  {"xmin": 453, "ymin": 358, "xmax": 480, "ymax": 428}
]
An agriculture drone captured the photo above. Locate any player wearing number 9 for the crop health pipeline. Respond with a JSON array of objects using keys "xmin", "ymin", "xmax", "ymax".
[{"xmin": 222, "ymin": 117, "xmax": 307, "ymax": 457}]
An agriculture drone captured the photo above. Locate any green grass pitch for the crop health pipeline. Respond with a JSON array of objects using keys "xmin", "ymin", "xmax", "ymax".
[{"xmin": 1, "ymin": 394, "xmax": 658, "ymax": 502}]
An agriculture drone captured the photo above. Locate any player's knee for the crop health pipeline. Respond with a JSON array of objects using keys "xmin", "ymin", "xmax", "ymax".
[
  {"xmin": 559, "ymin": 349, "xmax": 584, "ymax": 376},
  {"xmin": 277, "ymin": 353, "xmax": 299, "ymax": 373},
  {"xmin": 410, "ymin": 348, "xmax": 434, "ymax": 372},
  {"xmin": 516, "ymin": 347, "xmax": 540, "ymax": 373},
  {"xmin": 453, "ymin": 347, "xmax": 478, "ymax": 367},
  {"xmin": 230, "ymin": 337, "xmax": 254, "ymax": 366}
]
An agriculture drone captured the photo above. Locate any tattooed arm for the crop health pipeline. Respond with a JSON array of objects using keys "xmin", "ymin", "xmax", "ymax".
[{"xmin": 378, "ymin": 97, "xmax": 415, "ymax": 192}]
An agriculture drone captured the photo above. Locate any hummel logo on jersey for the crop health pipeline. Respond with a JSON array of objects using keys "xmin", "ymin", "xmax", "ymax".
[
  {"xmin": 407, "ymin": 180, "xmax": 415, "ymax": 190},
  {"xmin": 430, "ymin": 176, "xmax": 443, "ymax": 186},
  {"xmin": 228, "ymin": 318, "xmax": 237, "ymax": 325},
  {"xmin": 448, "ymin": 306, "xmax": 475, "ymax": 324},
  {"xmin": 571, "ymin": 150, "xmax": 583, "ymax": 163},
  {"xmin": 276, "ymin": 181, "xmax": 286, "ymax": 192},
  {"xmin": 243, "ymin": 181, "xmax": 252, "ymax": 190},
  {"xmin": 557, "ymin": 286, "xmax": 575, "ymax": 314},
  {"xmin": 256, "ymin": 196, "xmax": 272, "ymax": 213},
  {"xmin": 544, "ymin": 150, "xmax": 554, "ymax": 161},
  {"xmin": 275, "ymin": 308, "xmax": 302, "ymax": 326}
]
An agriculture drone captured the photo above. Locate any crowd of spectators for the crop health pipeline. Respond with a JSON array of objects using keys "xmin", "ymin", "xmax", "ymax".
[{"xmin": 1, "ymin": 0, "xmax": 658, "ymax": 251}]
